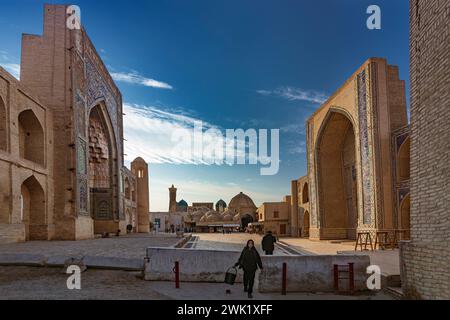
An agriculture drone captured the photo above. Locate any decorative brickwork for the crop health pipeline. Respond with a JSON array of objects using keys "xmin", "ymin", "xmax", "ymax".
[
  {"xmin": 357, "ymin": 70, "xmax": 373, "ymax": 226},
  {"xmin": 88, "ymin": 109, "xmax": 110, "ymax": 189},
  {"xmin": 306, "ymin": 59, "xmax": 408, "ymax": 240},
  {"xmin": 401, "ymin": 0, "xmax": 450, "ymax": 299},
  {"xmin": 1, "ymin": 5, "xmax": 149, "ymax": 241}
]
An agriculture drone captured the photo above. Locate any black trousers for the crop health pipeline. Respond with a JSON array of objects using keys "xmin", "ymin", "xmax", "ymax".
[
  {"xmin": 243, "ymin": 269, "xmax": 256, "ymax": 294},
  {"xmin": 264, "ymin": 250, "xmax": 274, "ymax": 255}
]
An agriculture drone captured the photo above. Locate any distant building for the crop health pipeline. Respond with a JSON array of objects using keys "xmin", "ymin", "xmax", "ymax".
[
  {"xmin": 149, "ymin": 211, "xmax": 186, "ymax": 233},
  {"xmin": 257, "ymin": 196, "xmax": 291, "ymax": 236}
]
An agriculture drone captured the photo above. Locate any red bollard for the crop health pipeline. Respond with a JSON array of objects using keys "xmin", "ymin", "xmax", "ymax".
[
  {"xmin": 333, "ymin": 264, "xmax": 339, "ymax": 291},
  {"xmin": 348, "ymin": 263, "xmax": 354, "ymax": 294},
  {"xmin": 282, "ymin": 263, "xmax": 287, "ymax": 295},
  {"xmin": 173, "ymin": 261, "xmax": 180, "ymax": 289}
]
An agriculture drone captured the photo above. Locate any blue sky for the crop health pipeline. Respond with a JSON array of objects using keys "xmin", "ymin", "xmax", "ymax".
[{"xmin": 0, "ymin": 0, "xmax": 409, "ymax": 211}]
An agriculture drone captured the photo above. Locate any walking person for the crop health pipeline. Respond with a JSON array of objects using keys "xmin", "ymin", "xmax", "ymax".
[
  {"xmin": 262, "ymin": 231, "xmax": 277, "ymax": 255},
  {"xmin": 234, "ymin": 240, "xmax": 263, "ymax": 299}
]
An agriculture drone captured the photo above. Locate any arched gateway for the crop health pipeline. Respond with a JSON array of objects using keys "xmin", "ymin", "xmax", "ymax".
[
  {"xmin": 88, "ymin": 103, "xmax": 119, "ymax": 234},
  {"xmin": 306, "ymin": 59, "xmax": 410, "ymax": 241},
  {"xmin": 21, "ymin": 176, "xmax": 47, "ymax": 240},
  {"xmin": 316, "ymin": 110, "xmax": 358, "ymax": 240}
]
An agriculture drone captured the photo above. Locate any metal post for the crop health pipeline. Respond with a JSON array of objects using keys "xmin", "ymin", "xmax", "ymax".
[
  {"xmin": 282, "ymin": 263, "xmax": 287, "ymax": 295},
  {"xmin": 348, "ymin": 263, "xmax": 354, "ymax": 294},
  {"xmin": 333, "ymin": 264, "xmax": 339, "ymax": 292},
  {"xmin": 174, "ymin": 261, "xmax": 180, "ymax": 289}
]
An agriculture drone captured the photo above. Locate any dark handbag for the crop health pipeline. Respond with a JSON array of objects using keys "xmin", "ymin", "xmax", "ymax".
[{"xmin": 224, "ymin": 266, "xmax": 238, "ymax": 285}]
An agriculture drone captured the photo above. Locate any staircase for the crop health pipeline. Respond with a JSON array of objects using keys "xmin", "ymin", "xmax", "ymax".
[{"xmin": 382, "ymin": 273, "xmax": 404, "ymax": 299}]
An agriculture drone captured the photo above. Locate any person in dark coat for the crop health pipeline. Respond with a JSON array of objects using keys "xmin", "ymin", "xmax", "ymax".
[
  {"xmin": 261, "ymin": 231, "xmax": 277, "ymax": 255},
  {"xmin": 234, "ymin": 239, "xmax": 263, "ymax": 298}
]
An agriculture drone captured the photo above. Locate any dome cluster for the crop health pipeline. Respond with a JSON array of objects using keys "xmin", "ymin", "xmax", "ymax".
[{"xmin": 187, "ymin": 192, "xmax": 257, "ymax": 224}]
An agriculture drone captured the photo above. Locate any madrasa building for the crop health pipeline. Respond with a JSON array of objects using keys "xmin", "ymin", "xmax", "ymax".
[
  {"xmin": 262, "ymin": 58, "xmax": 411, "ymax": 242},
  {"xmin": 0, "ymin": 5, "xmax": 150, "ymax": 243}
]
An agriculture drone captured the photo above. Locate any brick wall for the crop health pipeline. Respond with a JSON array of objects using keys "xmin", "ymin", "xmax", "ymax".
[{"xmin": 401, "ymin": 0, "xmax": 450, "ymax": 299}]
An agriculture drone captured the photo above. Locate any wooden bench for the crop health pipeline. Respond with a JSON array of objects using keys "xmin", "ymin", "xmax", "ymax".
[
  {"xmin": 355, "ymin": 232, "xmax": 374, "ymax": 251},
  {"xmin": 374, "ymin": 231, "xmax": 391, "ymax": 250}
]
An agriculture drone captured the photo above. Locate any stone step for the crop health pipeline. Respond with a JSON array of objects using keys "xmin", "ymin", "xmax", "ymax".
[
  {"xmin": 384, "ymin": 286, "xmax": 404, "ymax": 299},
  {"xmin": 0, "ymin": 253, "xmax": 144, "ymax": 271},
  {"xmin": 381, "ymin": 273, "xmax": 401, "ymax": 288}
]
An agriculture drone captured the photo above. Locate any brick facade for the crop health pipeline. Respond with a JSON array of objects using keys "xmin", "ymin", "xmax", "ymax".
[
  {"xmin": 0, "ymin": 5, "xmax": 150, "ymax": 243},
  {"xmin": 400, "ymin": 0, "xmax": 450, "ymax": 299},
  {"xmin": 304, "ymin": 58, "xmax": 409, "ymax": 240}
]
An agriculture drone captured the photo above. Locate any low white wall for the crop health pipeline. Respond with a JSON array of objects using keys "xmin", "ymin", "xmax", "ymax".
[
  {"xmin": 144, "ymin": 247, "xmax": 371, "ymax": 292},
  {"xmin": 258, "ymin": 255, "xmax": 370, "ymax": 292},
  {"xmin": 144, "ymin": 247, "xmax": 243, "ymax": 283}
]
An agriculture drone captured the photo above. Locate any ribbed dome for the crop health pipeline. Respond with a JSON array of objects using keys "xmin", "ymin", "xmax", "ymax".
[
  {"xmin": 198, "ymin": 210, "xmax": 222, "ymax": 222},
  {"xmin": 207, "ymin": 212, "xmax": 222, "ymax": 222},
  {"xmin": 193, "ymin": 209, "xmax": 207, "ymax": 222},
  {"xmin": 222, "ymin": 213, "xmax": 233, "ymax": 221},
  {"xmin": 177, "ymin": 199, "xmax": 188, "ymax": 207},
  {"xmin": 228, "ymin": 192, "xmax": 257, "ymax": 210}
]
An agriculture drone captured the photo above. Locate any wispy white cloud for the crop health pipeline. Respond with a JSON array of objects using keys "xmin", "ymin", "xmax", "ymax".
[
  {"xmin": 281, "ymin": 123, "xmax": 305, "ymax": 134},
  {"xmin": 123, "ymin": 103, "xmax": 257, "ymax": 166},
  {"xmin": 287, "ymin": 140, "xmax": 306, "ymax": 155},
  {"xmin": 257, "ymin": 86, "xmax": 327, "ymax": 104},
  {"xmin": 0, "ymin": 51, "xmax": 20, "ymax": 80},
  {"xmin": 1, "ymin": 63, "xmax": 20, "ymax": 80},
  {"xmin": 110, "ymin": 71, "xmax": 173, "ymax": 89}
]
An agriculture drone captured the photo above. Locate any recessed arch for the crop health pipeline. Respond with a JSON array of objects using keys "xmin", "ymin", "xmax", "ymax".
[
  {"xmin": 303, "ymin": 210, "xmax": 310, "ymax": 238},
  {"xmin": 88, "ymin": 102, "xmax": 118, "ymax": 229},
  {"xmin": 316, "ymin": 108, "xmax": 358, "ymax": 240},
  {"xmin": 18, "ymin": 109, "xmax": 44, "ymax": 166},
  {"xmin": 241, "ymin": 214, "xmax": 254, "ymax": 229},
  {"xmin": 398, "ymin": 137, "xmax": 410, "ymax": 181},
  {"xmin": 302, "ymin": 182, "xmax": 309, "ymax": 204},
  {"xmin": 0, "ymin": 96, "xmax": 6, "ymax": 151},
  {"xmin": 21, "ymin": 175, "xmax": 47, "ymax": 240},
  {"xmin": 125, "ymin": 208, "xmax": 132, "ymax": 225}
]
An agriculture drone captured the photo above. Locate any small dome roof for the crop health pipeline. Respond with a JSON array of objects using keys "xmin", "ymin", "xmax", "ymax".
[
  {"xmin": 228, "ymin": 192, "xmax": 257, "ymax": 210},
  {"xmin": 132, "ymin": 157, "xmax": 147, "ymax": 163},
  {"xmin": 177, "ymin": 199, "xmax": 188, "ymax": 207},
  {"xmin": 216, "ymin": 199, "xmax": 227, "ymax": 207}
]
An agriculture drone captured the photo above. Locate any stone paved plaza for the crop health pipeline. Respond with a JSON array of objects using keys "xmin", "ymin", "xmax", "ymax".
[
  {"xmin": 0, "ymin": 266, "xmax": 393, "ymax": 300},
  {"xmin": 0, "ymin": 232, "xmax": 399, "ymax": 275},
  {"xmin": 186, "ymin": 233, "xmax": 301, "ymax": 255},
  {"xmin": 0, "ymin": 234, "xmax": 180, "ymax": 260},
  {"xmin": 280, "ymin": 238, "xmax": 400, "ymax": 275},
  {"xmin": 0, "ymin": 233, "xmax": 401, "ymax": 299}
]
